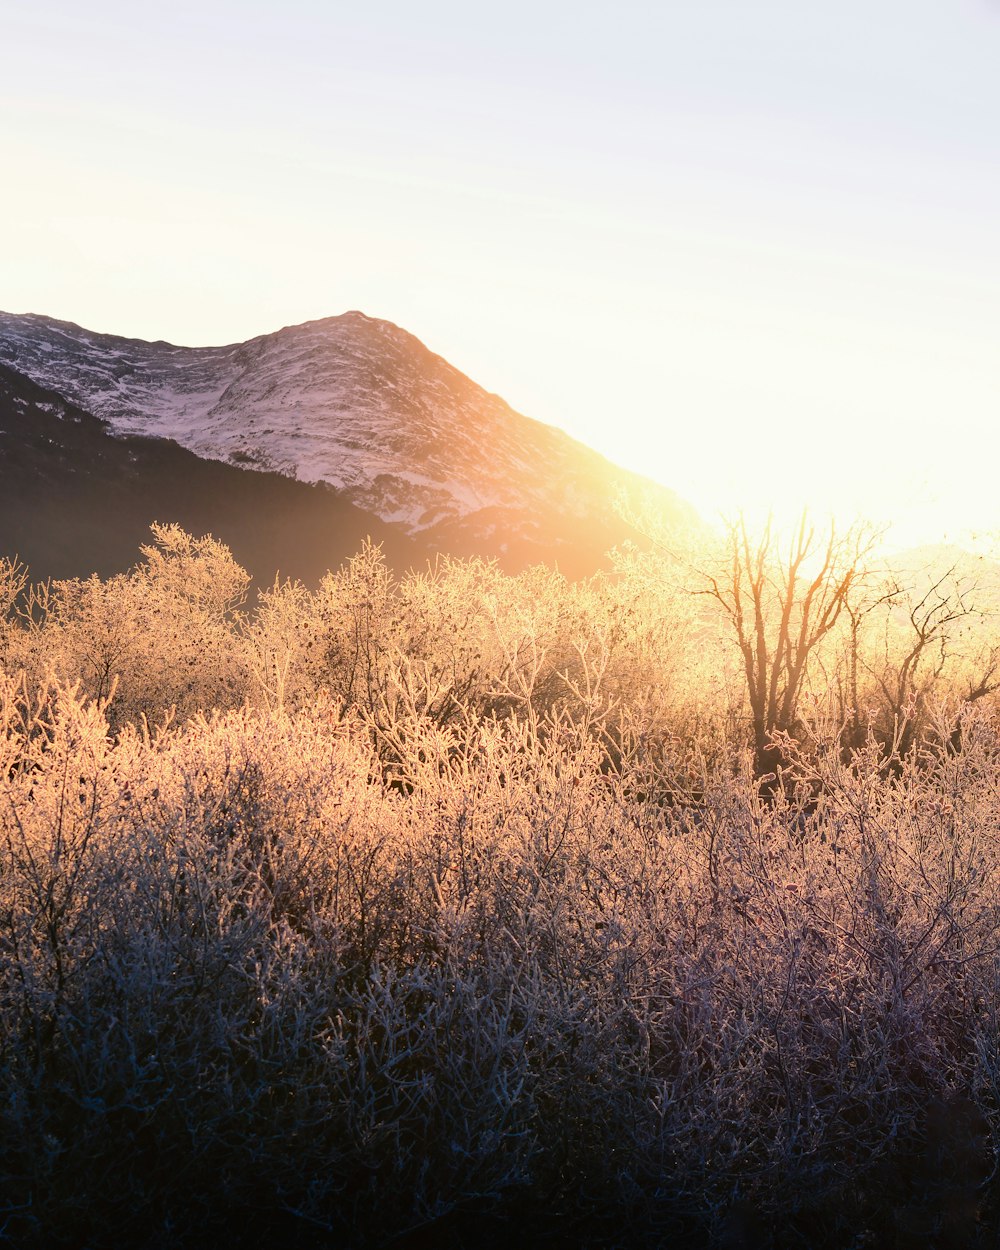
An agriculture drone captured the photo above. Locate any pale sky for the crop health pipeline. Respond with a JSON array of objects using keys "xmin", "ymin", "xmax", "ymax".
[{"xmin": 3, "ymin": 0, "xmax": 999, "ymax": 549}]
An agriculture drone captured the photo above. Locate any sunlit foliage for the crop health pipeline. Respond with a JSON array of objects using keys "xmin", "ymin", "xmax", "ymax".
[{"xmin": 2, "ymin": 525, "xmax": 1000, "ymax": 1247}]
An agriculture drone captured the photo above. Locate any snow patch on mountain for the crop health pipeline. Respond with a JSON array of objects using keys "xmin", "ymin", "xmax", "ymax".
[{"xmin": 0, "ymin": 309, "xmax": 693, "ymax": 551}]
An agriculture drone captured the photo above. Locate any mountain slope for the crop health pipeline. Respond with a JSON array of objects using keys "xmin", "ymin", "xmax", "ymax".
[
  {"xmin": 0, "ymin": 363, "xmax": 424, "ymax": 585},
  {"xmin": 0, "ymin": 310, "xmax": 695, "ymax": 574}
]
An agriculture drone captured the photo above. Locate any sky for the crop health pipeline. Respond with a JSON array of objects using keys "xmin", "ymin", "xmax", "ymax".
[{"xmin": 2, "ymin": 0, "xmax": 999, "ymax": 550}]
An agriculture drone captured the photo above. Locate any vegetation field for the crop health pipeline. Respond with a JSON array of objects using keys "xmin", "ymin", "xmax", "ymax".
[{"xmin": 2, "ymin": 522, "xmax": 1000, "ymax": 1248}]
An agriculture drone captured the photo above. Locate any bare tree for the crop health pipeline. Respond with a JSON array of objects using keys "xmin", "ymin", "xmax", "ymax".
[
  {"xmin": 857, "ymin": 565, "xmax": 1000, "ymax": 759},
  {"xmin": 695, "ymin": 513, "xmax": 876, "ymax": 788}
]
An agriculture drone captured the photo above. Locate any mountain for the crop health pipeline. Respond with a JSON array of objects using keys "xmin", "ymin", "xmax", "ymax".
[
  {"xmin": 0, "ymin": 310, "xmax": 696, "ymax": 578},
  {"xmin": 0, "ymin": 363, "xmax": 424, "ymax": 585}
]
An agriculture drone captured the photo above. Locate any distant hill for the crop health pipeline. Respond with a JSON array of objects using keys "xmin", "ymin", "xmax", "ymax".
[
  {"xmin": 0, "ymin": 363, "xmax": 423, "ymax": 586},
  {"xmin": 0, "ymin": 310, "xmax": 698, "ymax": 579}
]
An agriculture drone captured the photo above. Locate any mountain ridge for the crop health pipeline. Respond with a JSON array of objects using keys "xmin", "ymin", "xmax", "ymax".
[
  {"xmin": 0, "ymin": 361, "xmax": 427, "ymax": 586},
  {"xmin": 0, "ymin": 309, "xmax": 695, "ymax": 556}
]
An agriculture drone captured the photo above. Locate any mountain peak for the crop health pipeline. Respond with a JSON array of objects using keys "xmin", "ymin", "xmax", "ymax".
[{"xmin": 0, "ymin": 310, "xmax": 696, "ymax": 576}]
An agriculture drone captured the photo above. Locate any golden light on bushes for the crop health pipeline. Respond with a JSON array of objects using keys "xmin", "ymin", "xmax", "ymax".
[{"xmin": 3, "ymin": 523, "xmax": 1000, "ymax": 1244}]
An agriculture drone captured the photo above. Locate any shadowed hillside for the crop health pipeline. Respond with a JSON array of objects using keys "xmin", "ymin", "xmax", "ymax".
[
  {"xmin": 0, "ymin": 310, "xmax": 699, "ymax": 578},
  {"xmin": 0, "ymin": 363, "xmax": 425, "ymax": 584}
]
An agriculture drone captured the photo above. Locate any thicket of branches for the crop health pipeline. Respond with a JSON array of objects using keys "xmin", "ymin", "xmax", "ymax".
[{"xmin": 2, "ymin": 521, "xmax": 1000, "ymax": 1248}]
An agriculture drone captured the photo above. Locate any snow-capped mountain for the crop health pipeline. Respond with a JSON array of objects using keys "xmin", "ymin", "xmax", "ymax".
[
  {"xmin": 0, "ymin": 310, "xmax": 695, "ymax": 574},
  {"xmin": 0, "ymin": 362, "xmax": 423, "ymax": 585}
]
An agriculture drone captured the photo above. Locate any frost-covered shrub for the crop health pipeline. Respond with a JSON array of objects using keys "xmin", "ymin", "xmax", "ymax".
[
  {"xmin": 13, "ymin": 525, "xmax": 249, "ymax": 730},
  {"xmin": 3, "ymin": 530, "xmax": 1000, "ymax": 1245},
  {"xmin": 2, "ymin": 674, "xmax": 1000, "ymax": 1246}
]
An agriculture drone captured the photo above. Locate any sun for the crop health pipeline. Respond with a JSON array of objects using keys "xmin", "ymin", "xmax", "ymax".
[{"xmin": 607, "ymin": 401, "xmax": 953, "ymax": 557}]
